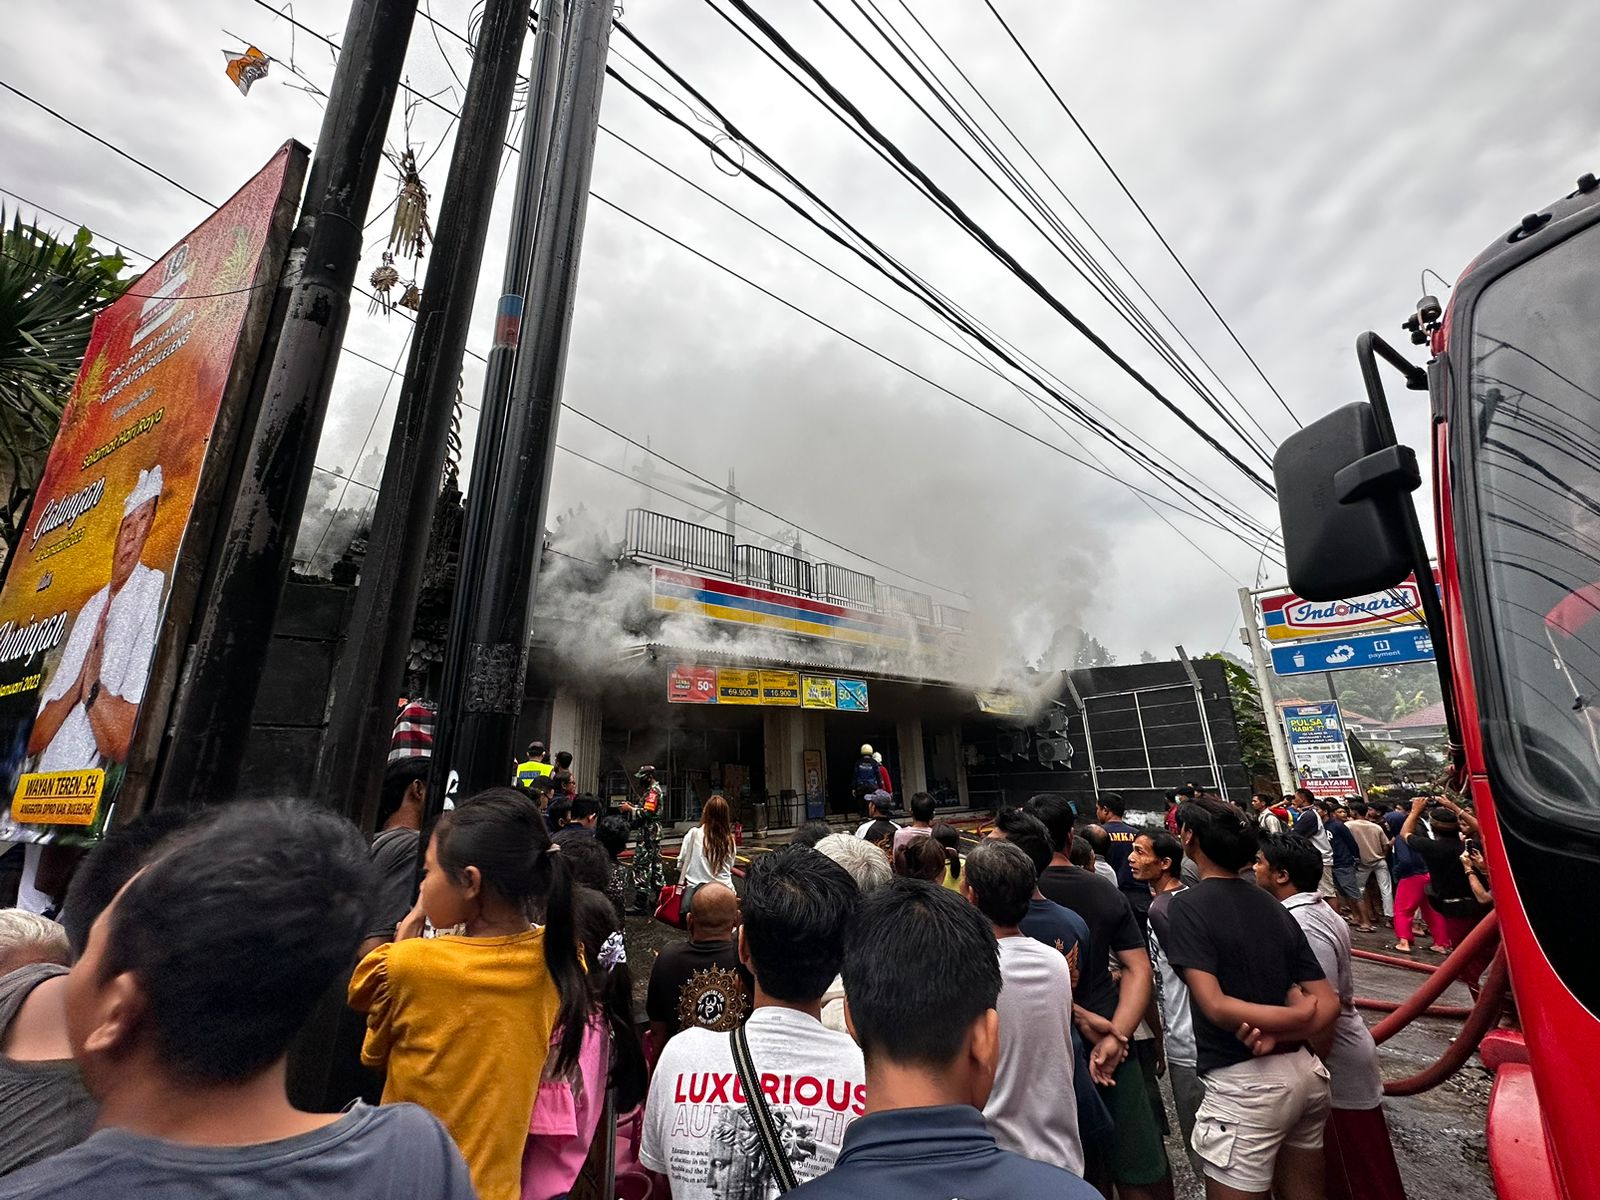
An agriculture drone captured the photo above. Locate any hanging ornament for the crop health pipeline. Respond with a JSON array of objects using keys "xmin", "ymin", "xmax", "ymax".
[
  {"xmin": 398, "ymin": 280, "xmax": 422, "ymax": 312},
  {"xmin": 222, "ymin": 45, "xmax": 271, "ymax": 96},
  {"xmin": 387, "ymin": 149, "xmax": 433, "ymax": 261},
  {"xmin": 369, "ymin": 251, "xmax": 400, "ymax": 316}
]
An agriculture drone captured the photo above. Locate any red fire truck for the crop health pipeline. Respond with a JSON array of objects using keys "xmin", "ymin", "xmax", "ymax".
[{"xmin": 1274, "ymin": 171, "xmax": 1600, "ymax": 1198}]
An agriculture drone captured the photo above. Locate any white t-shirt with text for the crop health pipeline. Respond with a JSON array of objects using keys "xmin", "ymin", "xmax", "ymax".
[{"xmin": 641, "ymin": 1006, "xmax": 866, "ymax": 1200}]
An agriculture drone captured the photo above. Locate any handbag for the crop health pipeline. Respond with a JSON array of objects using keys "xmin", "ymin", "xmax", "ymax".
[
  {"xmin": 653, "ymin": 883, "xmax": 687, "ymax": 929},
  {"xmin": 730, "ymin": 1025, "xmax": 800, "ymax": 1194}
]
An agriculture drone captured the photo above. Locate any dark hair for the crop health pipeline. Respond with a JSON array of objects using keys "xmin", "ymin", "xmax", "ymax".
[
  {"xmin": 844, "ymin": 880, "xmax": 1000, "ymax": 1068},
  {"xmin": 963, "ymin": 839, "xmax": 1035, "ymax": 927},
  {"xmin": 1097, "ymin": 792, "xmax": 1127, "ymax": 818},
  {"xmin": 1177, "ymin": 796, "xmax": 1259, "ymax": 872},
  {"xmin": 1259, "ymin": 833, "xmax": 1323, "ymax": 892},
  {"xmin": 100, "ymin": 802, "xmax": 372, "ymax": 1085},
  {"xmin": 1069, "ymin": 835, "xmax": 1093, "ymax": 869},
  {"xmin": 894, "ymin": 835, "xmax": 948, "ymax": 883},
  {"xmin": 547, "ymin": 798, "xmax": 571, "ymax": 828},
  {"xmin": 1024, "ymin": 793, "xmax": 1075, "ymax": 853},
  {"xmin": 553, "ymin": 828, "xmax": 610, "ymax": 892},
  {"xmin": 555, "ymin": 750, "xmax": 573, "ymax": 769},
  {"xmin": 59, "ymin": 809, "xmax": 194, "ymax": 960},
  {"xmin": 1140, "ymin": 828, "xmax": 1184, "ymax": 878},
  {"xmin": 1294, "ymin": 787, "xmax": 1315, "ymax": 804},
  {"xmin": 596, "ymin": 813, "xmax": 629, "ymax": 860},
  {"xmin": 571, "ymin": 886, "xmax": 646, "ymax": 1111},
  {"xmin": 792, "ymin": 820, "xmax": 834, "ymax": 848},
  {"xmin": 740, "ymin": 845, "xmax": 857, "ymax": 1002},
  {"xmin": 570, "ymin": 794, "xmax": 602, "ymax": 823},
  {"xmin": 1347, "ymin": 801, "xmax": 1368, "ymax": 817},
  {"xmin": 1428, "ymin": 806, "xmax": 1460, "ymax": 832},
  {"xmin": 992, "ymin": 809, "xmax": 1053, "ymax": 875},
  {"xmin": 930, "ymin": 821, "xmax": 962, "ymax": 881},
  {"xmin": 433, "ymin": 788, "xmax": 587, "ymax": 1074},
  {"xmin": 909, "ymin": 792, "xmax": 936, "ymax": 824},
  {"xmin": 377, "ymin": 758, "xmax": 430, "ymax": 828},
  {"xmin": 1081, "ymin": 823, "xmax": 1111, "ymax": 857}
]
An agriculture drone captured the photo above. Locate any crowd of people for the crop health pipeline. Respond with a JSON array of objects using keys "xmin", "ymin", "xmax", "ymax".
[{"xmin": 0, "ymin": 745, "xmax": 1492, "ymax": 1200}]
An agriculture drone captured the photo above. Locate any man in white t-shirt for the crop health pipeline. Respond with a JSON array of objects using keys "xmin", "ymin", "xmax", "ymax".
[
  {"xmin": 642, "ymin": 845, "xmax": 865, "ymax": 1199},
  {"xmin": 960, "ymin": 838, "xmax": 1083, "ymax": 1175},
  {"xmin": 26, "ymin": 467, "xmax": 165, "ymax": 774}
]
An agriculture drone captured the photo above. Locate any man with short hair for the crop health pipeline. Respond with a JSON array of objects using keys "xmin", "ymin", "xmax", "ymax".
[
  {"xmin": 550, "ymin": 749, "xmax": 576, "ymax": 798},
  {"xmin": 1291, "ymin": 788, "xmax": 1336, "ymax": 902},
  {"xmin": 361, "ymin": 758, "xmax": 429, "ymax": 957},
  {"xmin": 788, "ymin": 880, "xmax": 1097, "ymax": 1200},
  {"xmin": 646, "ymin": 881, "xmax": 751, "ymax": 1046},
  {"xmin": 1024, "ymin": 794, "xmax": 1172, "ymax": 1200},
  {"xmin": 1255, "ymin": 835, "xmax": 1404, "ymax": 1200},
  {"xmin": 642, "ymin": 846, "xmax": 865, "ymax": 1196},
  {"xmin": 1345, "ymin": 802, "xmax": 1393, "ymax": 924},
  {"xmin": 566, "ymin": 794, "xmax": 601, "ymax": 833},
  {"xmin": 854, "ymin": 792, "xmax": 899, "ymax": 853},
  {"xmin": 1251, "ymin": 793, "xmax": 1287, "ymax": 836},
  {"xmin": 514, "ymin": 740, "xmax": 553, "ymax": 788},
  {"xmin": 1167, "ymin": 798, "xmax": 1337, "ymax": 1200},
  {"xmin": 1095, "ymin": 793, "xmax": 1147, "ymax": 925},
  {"xmin": 1078, "ymin": 826, "xmax": 1121, "ymax": 889},
  {"xmin": 0, "ymin": 802, "xmax": 473, "ymax": 1199},
  {"xmin": 1325, "ymin": 804, "xmax": 1364, "ymax": 926},
  {"xmin": 961, "ymin": 839, "xmax": 1083, "ymax": 1174},
  {"xmin": 891, "ymin": 791, "xmax": 936, "ymax": 855}
]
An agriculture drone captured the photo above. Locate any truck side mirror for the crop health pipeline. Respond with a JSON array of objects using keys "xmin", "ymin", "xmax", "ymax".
[{"xmin": 1273, "ymin": 401, "xmax": 1416, "ymax": 601}]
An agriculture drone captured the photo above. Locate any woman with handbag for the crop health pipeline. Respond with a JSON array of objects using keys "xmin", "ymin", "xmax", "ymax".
[{"xmin": 676, "ymin": 794, "xmax": 737, "ymax": 916}]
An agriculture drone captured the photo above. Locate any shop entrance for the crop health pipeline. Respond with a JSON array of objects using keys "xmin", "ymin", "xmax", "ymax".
[{"xmin": 824, "ymin": 716, "xmax": 900, "ymax": 816}]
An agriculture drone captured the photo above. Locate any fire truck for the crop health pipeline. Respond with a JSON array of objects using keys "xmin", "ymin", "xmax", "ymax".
[{"xmin": 1274, "ymin": 171, "xmax": 1600, "ymax": 1198}]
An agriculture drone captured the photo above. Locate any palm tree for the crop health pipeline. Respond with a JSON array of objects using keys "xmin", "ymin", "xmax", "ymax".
[{"xmin": 0, "ymin": 212, "xmax": 131, "ymax": 571}]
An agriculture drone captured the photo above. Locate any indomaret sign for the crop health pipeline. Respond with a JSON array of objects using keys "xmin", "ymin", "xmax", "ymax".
[{"xmin": 0, "ymin": 144, "xmax": 304, "ymax": 843}]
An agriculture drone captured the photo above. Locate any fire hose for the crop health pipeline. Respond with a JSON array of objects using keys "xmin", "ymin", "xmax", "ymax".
[
  {"xmin": 1352, "ymin": 947, "xmax": 1438, "ymax": 975},
  {"xmin": 1368, "ymin": 909, "xmax": 1500, "ymax": 1043},
  {"xmin": 1380, "ymin": 948, "xmax": 1509, "ymax": 1096}
]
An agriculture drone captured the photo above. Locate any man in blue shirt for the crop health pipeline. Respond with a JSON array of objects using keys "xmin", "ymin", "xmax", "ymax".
[{"xmin": 790, "ymin": 880, "xmax": 1097, "ymax": 1200}]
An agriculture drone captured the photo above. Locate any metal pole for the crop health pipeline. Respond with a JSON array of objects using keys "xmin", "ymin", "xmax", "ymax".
[
  {"xmin": 310, "ymin": 0, "xmax": 531, "ymax": 823},
  {"xmin": 428, "ymin": 0, "xmax": 612, "ymax": 809},
  {"xmin": 1132, "ymin": 692, "xmax": 1155, "ymax": 789},
  {"xmin": 1176, "ymin": 644, "xmax": 1226, "ymax": 799},
  {"xmin": 1239, "ymin": 585, "xmax": 1295, "ymax": 792},
  {"xmin": 155, "ymin": 0, "xmax": 419, "ymax": 807},
  {"xmin": 1062, "ymin": 673, "xmax": 1099, "ymax": 800}
]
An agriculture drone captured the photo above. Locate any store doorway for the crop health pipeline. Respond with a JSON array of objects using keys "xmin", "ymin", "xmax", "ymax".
[{"xmin": 824, "ymin": 719, "xmax": 899, "ymax": 816}]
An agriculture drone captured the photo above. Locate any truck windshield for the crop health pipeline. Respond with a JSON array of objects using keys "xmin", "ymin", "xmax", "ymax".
[{"xmin": 1470, "ymin": 220, "xmax": 1600, "ymax": 817}]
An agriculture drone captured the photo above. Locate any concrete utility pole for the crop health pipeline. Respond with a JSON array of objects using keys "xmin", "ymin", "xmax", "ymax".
[
  {"xmin": 155, "ymin": 0, "xmax": 419, "ymax": 808},
  {"xmin": 310, "ymin": 0, "xmax": 532, "ymax": 825},
  {"xmin": 427, "ymin": 0, "xmax": 613, "ymax": 809},
  {"xmin": 1238, "ymin": 585, "xmax": 1296, "ymax": 792}
]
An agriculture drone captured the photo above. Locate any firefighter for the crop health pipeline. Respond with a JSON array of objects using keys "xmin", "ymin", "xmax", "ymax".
[{"xmin": 622, "ymin": 764, "xmax": 666, "ymax": 909}]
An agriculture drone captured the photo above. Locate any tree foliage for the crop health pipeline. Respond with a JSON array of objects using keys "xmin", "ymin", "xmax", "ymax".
[
  {"xmin": 1203, "ymin": 651, "xmax": 1276, "ymax": 780},
  {"xmin": 0, "ymin": 213, "xmax": 131, "ymax": 565}
]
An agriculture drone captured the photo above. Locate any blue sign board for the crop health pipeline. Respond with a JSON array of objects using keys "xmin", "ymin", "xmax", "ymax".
[
  {"xmin": 1280, "ymin": 700, "xmax": 1360, "ymax": 798},
  {"xmin": 835, "ymin": 679, "xmax": 870, "ymax": 712},
  {"xmin": 1270, "ymin": 627, "xmax": 1435, "ymax": 676}
]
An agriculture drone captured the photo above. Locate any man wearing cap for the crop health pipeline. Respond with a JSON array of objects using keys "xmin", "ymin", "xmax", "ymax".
[
  {"xmin": 621, "ymin": 765, "xmax": 666, "ymax": 909},
  {"xmin": 27, "ymin": 467, "xmax": 165, "ymax": 773},
  {"xmin": 514, "ymin": 740, "xmax": 553, "ymax": 788}
]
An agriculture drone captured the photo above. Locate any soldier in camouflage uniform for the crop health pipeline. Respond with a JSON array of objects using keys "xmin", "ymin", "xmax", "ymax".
[{"xmin": 622, "ymin": 764, "xmax": 666, "ymax": 908}]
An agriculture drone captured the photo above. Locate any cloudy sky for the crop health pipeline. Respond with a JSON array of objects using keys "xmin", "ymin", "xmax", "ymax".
[{"xmin": 4, "ymin": 0, "xmax": 1598, "ymax": 668}]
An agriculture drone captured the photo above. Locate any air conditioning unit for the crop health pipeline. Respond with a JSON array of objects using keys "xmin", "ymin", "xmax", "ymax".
[
  {"xmin": 1036, "ymin": 738, "xmax": 1074, "ymax": 767},
  {"xmin": 1037, "ymin": 706, "xmax": 1070, "ymax": 736},
  {"xmin": 997, "ymin": 730, "xmax": 1030, "ymax": 761}
]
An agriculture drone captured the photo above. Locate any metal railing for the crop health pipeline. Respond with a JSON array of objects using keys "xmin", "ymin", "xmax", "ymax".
[
  {"xmin": 735, "ymin": 544, "xmax": 814, "ymax": 596},
  {"xmin": 625, "ymin": 509, "xmax": 734, "ymax": 576},
  {"xmin": 879, "ymin": 584, "xmax": 934, "ymax": 623},
  {"xmin": 936, "ymin": 604, "xmax": 969, "ymax": 631},
  {"xmin": 815, "ymin": 561, "xmax": 877, "ymax": 610}
]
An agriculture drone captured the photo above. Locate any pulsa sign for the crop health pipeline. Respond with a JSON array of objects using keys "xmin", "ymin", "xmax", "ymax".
[{"xmin": 1259, "ymin": 574, "xmax": 1435, "ymax": 643}]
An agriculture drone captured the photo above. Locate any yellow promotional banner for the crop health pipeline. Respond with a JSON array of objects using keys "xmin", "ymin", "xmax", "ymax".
[
  {"xmin": 12, "ymin": 769, "xmax": 106, "ymax": 826},
  {"xmin": 802, "ymin": 676, "xmax": 837, "ymax": 709},
  {"xmin": 975, "ymin": 690, "xmax": 1027, "ymax": 717},
  {"xmin": 716, "ymin": 669, "xmax": 763, "ymax": 705},
  {"xmin": 760, "ymin": 670, "xmax": 801, "ymax": 706}
]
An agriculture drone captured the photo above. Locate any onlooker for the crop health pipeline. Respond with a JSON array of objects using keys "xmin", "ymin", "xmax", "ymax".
[
  {"xmin": 546, "ymin": 797, "xmax": 572, "ymax": 832},
  {"xmin": 1129, "ymin": 828, "xmax": 1203, "ymax": 1182},
  {"xmin": 1255, "ymin": 834, "xmax": 1405, "ymax": 1200},
  {"xmin": 645, "ymin": 881, "xmax": 751, "ymax": 1046},
  {"xmin": 549, "ymin": 830, "xmax": 612, "ymax": 897},
  {"xmin": 0, "ymin": 802, "xmax": 473, "ymax": 1199},
  {"xmin": 961, "ymin": 839, "xmax": 1083, "ymax": 1174},
  {"xmin": 596, "ymin": 813, "xmax": 633, "ymax": 922},
  {"xmin": 1077, "ymin": 826, "xmax": 1121, "ymax": 889},
  {"xmin": 1346, "ymin": 802, "xmax": 1393, "ymax": 925},
  {"xmin": 1290, "ymin": 788, "xmax": 1335, "ymax": 901},
  {"xmin": 549, "ymin": 749, "xmax": 577, "ymax": 799},
  {"xmin": 362, "ymin": 757, "xmax": 429, "ymax": 957},
  {"xmin": 565, "ymin": 794, "xmax": 601, "ymax": 833},
  {"xmin": 1402, "ymin": 796, "xmax": 1492, "ymax": 980},
  {"xmin": 0, "ymin": 911, "xmax": 69, "ymax": 976},
  {"xmin": 642, "ymin": 846, "xmax": 865, "ymax": 1196},
  {"xmin": 1379, "ymin": 799, "xmax": 1408, "ymax": 840},
  {"xmin": 677, "ymin": 793, "xmax": 736, "ymax": 910},
  {"xmin": 787, "ymin": 880, "xmax": 1098, "ymax": 1200},
  {"xmin": 523, "ymin": 886, "xmax": 647, "ymax": 1200},
  {"xmin": 1024, "ymin": 794, "xmax": 1171, "ymax": 1200},
  {"xmin": 1325, "ymin": 804, "xmax": 1364, "ymax": 925},
  {"xmin": 854, "ymin": 792, "xmax": 899, "ymax": 853},
  {"xmin": 1389, "ymin": 825, "xmax": 1445, "ymax": 954},
  {"xmin": 1094, "ymin": 793, "xmax": 1141, "ymax": 895},
  {"xmin": 2, "ymin": 810, "xmax": 193, "ymax": 1178},
  {"xmin": 1463, "ymin": 840, "xmax": 1494, "ymax": 910},
  {"xmin": 815, "ymin": 832, "xmax": 893, "ymax": 1033},
  {"xmin": 1167, "ymin": 798, "xmax": 1337, "ymax": 1199},
  {"xmin": 1251, "ymin": 793, "xmax": 1287, "ymax": 836},
  {"xmin": 893, "ymin": 833, "xmax": 949, "ymax": 883},
  {"xmin": 892, "ymin": 791, "xmax": 937, "ymax": 855},
  {"xmin": 388, "ymin": 696, "xmax": 436, "ymax": 764},
  {"xmin": 350, "ymin": 788, "xmax": 589, "ymax": 1200},
  {"xmin": 930, "ymin": 821, "xmax": 964, "ymax": 891},
  {"xmin": 792, "ymin": 820, "xmax": 834, "ymax": 848}
]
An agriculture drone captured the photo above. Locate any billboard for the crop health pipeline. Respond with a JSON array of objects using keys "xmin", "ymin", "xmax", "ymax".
[
  {"xmin": 1279, "ymin": 701, "xmax": 1361, "ymax": 799},
  {"xmin": 1271, "ymin": 627, "xmax": 1435, "ymax": 676},
  {"xmin": 666, "ymin": 664, "xmax": 861, "ymax": 710},
  {"xmin": 0, "ymin": 145, "xmax": 303, "ymax": 842},
  {"xmin": 1259, "ymin": 575, "xmax": 1435, "ymax": 642}
]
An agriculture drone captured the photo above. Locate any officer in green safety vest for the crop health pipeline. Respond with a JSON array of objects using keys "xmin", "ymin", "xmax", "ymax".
[{"xmin": 514, "ymin": 741, "xmax": 554, "ymax": 788}]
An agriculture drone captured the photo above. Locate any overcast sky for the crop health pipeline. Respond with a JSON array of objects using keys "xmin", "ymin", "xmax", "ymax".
[{"xmin": 4, "ymin": 0, "xmax": 1598, "ymax": 668}]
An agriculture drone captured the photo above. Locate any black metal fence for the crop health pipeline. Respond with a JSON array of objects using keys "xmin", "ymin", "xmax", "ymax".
[
  {"xmin": 625, "ymin": 508, "xmax": 735, "ymax": 576},
  {"xmin": 736, "ymin": 544, "xmax": 814, "ymax": 595},
  {"xmin": 879, "ymin": 584, "xmax": 935, "ymax": 623},
  {"xmin": 815, "ymin": 561, "xmax": 877, "ymax": 610}
]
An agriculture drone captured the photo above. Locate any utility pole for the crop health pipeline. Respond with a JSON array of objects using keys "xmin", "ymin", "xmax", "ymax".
[
  {"xmin": 310, "ymin": 0, "xmax": 531, "ymax": 824},
  {"xmin": 1238, "ymin": 585, "xmax": 1296, "ymax": 792},
  {"xmin": 155, "ymin": 0, "xmax": 418, "ymax": 808},
  {"xmin": 427, "ymin": 0, "xmax": 613, "ymax": 809}
]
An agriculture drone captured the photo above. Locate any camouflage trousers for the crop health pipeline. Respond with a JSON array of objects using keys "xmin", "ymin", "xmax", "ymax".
[{"xmin": 632, "ymin": 816, "xmax": 665, "ymax": 899}]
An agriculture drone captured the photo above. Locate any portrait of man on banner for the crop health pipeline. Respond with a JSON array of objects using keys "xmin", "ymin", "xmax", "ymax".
[{"xmin": 26, "ymin": 466, "xmax": 166, "ymax": 775}]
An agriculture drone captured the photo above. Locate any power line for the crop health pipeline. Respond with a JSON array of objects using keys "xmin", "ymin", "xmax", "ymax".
[{"xmin": 979, "ymin": 0, "xmax": 1302, "ymax": 429}]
